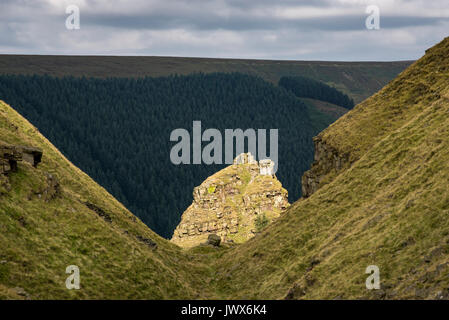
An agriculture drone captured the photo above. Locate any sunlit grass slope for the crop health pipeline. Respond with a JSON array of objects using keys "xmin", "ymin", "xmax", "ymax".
[
  {"xmin": 0, "ymin": 37, "xmax": 447, "ymax": 300},
  {"xmin": 211, "ymin": 37, "xmax": 449, "ymax": 299},
  {"xmin": 0, "ymin": 100, "xmax": 214, "ymax": 299}
]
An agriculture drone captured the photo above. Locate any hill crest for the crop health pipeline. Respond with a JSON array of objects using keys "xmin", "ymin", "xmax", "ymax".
[{"xmin": 0, "ymin": 54, "xmax": 412, "ymax": 103}]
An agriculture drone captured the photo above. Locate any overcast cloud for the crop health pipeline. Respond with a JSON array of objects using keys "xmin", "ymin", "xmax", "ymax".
[{"xmin": 0, "ymin": 0, "xmax": 448, "ymax": 60}]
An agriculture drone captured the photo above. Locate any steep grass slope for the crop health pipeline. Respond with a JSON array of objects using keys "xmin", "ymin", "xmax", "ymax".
[
  {"xmin": 301, "ymin": 98, "xmax": 349, "ymax": 133},
  {"xmin": 210, "ymin": 37, "xmax": 449, "ymax": 299},
  {"xmin": 0, "ymin": 37, "xmax": 446, "ymax": 300},
  {"xmin": 0, "ymin": 100, "xmax": 213, "ymax": 299}
]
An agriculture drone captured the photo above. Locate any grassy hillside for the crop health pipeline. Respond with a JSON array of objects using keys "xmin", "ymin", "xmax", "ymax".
[
  {"xmin": 301, "ymin": 98, "xmax": 348, "ymax": 133},
  {"xmin": 207, "ymin": 37, "xmax": 449, "ymax": 299},
  {"xmin": 0, "ymin": 55, "xmax": 411, "ymax": 103},
  {"xmin": 0, "ymin": 99, "xmax": 215, "ymax": 299},
  {"xmin": 0, "ymin": 36, "xmax": 447, "ymax": 300}
]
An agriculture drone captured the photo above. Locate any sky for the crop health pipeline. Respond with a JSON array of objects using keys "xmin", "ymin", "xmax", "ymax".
[{"xmin": 0, "ymin": 0, "xmax": 448, "ymax": 61}]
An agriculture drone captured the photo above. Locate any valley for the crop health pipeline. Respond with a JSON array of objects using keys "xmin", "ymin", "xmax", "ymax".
[{"xmin": 0, "ymin": 37, "xmax": 448, "ymax": 300}]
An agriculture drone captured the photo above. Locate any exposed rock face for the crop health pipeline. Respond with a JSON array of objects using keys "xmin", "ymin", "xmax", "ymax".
[
  {"xmin": 206, "ymin": 234, "xmax": 221, "ymax": 247},
  {"xmin": 21, "ymin": 146, "xmax": 43, "ymax": 167},
  {"xmin": 0, "ymin": 143, "xmax": 22, "ymax": 174},
  {"xmin": 233, "ymin": 152, "xmax": 257, "ymax": 165},
  {"xmin": 85, "ymin": 202, "xmax": 112, "ymax": 223},
  {"xmin": 301, "ymin": 136, "xmax": 351, "ymax": 197},
  {"xmin": 0, "ymin": 141, "xmax": 43, "ymax": 192},
  {"xmin": 171, "ymin": 153, "xmax": 289, "ymax": 248},
  {"xmin": 0, "ymin": 142, "xmax": 42, "ymax": 175},
  {"xmin": 259, "ymin": 159, "xmax": 275, "ymax": 175},
  {"xmin": 0, "ymin": 141, "xmax": 42, "ymax": 194}
]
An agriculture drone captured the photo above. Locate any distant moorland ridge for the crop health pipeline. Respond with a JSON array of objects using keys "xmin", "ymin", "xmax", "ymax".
[{"xmin": 0, "ymin": 54, "xmax": 412, "ymax": 103}]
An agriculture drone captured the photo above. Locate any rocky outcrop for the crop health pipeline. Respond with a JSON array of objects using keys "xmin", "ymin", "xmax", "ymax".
[
  {"xmin": 301, "ymin": 136, "xmax": 350, "ymax": 197},
  {"xmin": 20, "ymin": 146, "xmax": 43, "ymax": 167},
  {"xmin": 0, "ymin": 143, "xmax": 22, "ymax": 174},
  {"xmin": 0, "ymin": 142, "xmax": 42, "ymax": 175},
  {"xmin": 0, "ymin": 141, "xmax": 43, "ymax": 192},
  {"xmin": 85, "ymin": 202, "xmax": 112, "ymax": 223},
  {"xmin": 259, "ymin": 159, "xmax": 275, "ymax": 175},
  {"xmin": 171, "ymin": 153, "xmax": 289, "ymax": 248},
  {"xmin": 206, "ymin": 234, "xmax": 221, "ymax": 247}
]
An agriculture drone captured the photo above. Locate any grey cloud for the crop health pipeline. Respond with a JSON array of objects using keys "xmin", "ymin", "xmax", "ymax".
[
  {"xmin": 222, "ymin": 0, "xmax": 332, "ymax": 9},
  {"xmin": 82, "ymin": 12, "xmax": 448, "ymax": 32},
  {"xmin": 69, "ymin": 0, "xmax": 449, "ymax": 32},
  {"xmin": 0, "ymin": 0, "xmax": 448, "ymax": 60}
]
